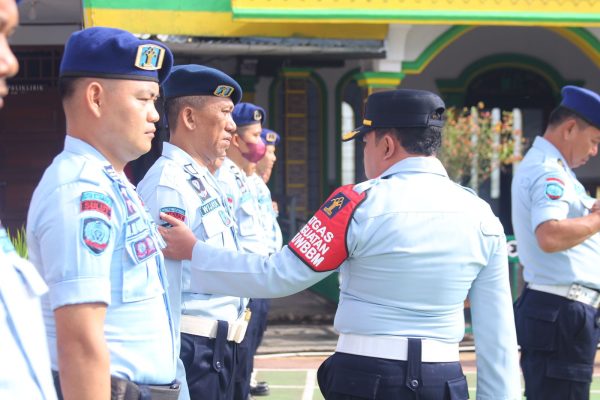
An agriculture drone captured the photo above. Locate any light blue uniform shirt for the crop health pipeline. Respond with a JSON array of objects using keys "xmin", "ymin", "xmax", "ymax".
[
  {"xmin": 512, "ymin": 136, "xmax": 600, "ymax": 289},
  {"xmin": 138, "ymin": 144, "xmax": 248, "ymax": 400},
  {"xmin": 188, "ymin": 157, "xmax": 521, "ymax": 399},
  {"xmin": 249, "ymin": 174, "xmax": 283, "ymax": 254},
  {"xmin": 0, "ymin": 224, "xmax": 57, "ymax": 400},
  {"xmin": 216, "ymin": 158, "xmax": 269, "ymax": 256},
  {"xmin": 27, "ymin": 136, "xmax": 176, "ymax": 385}
]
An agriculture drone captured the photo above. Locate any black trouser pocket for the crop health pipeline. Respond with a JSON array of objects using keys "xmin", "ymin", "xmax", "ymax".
[
  {"xmin": 326, "ymin": 367, "xmax": 381, "ymax": 400},
  {"xmin": 446, "ymin": 375, "xmax": 469, "ymax": 400},
  {"xmin": 515, "ymin": 299, "xmax": 559, "ymax": 351},
  {"xmin": 547, "ymin": 360, "xmax": 593, "ymax": 383}
]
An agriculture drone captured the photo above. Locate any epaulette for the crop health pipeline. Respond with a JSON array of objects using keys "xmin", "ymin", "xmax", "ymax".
[
  {"xmin": 453, "ymin": 182, "xmax": 477, "ymax": 197},
  {"xmin": 353, "ymin": 178, "xmax": 380, "ymax": 194},
  {"xmin": 158, "ymin": 161, "xmax": 184, "ymax": 189},
  {"xmin": 78, "ymin": 162, "xmax": 104, "ymax": 186}
]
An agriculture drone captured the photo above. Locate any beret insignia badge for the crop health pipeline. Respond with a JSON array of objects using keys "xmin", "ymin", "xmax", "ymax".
[
  {"xmin": 214, "ymin": 85, "xmax": 235, "ymax": 98},
  {"xmin": 135, "ymin": 44, "xmax": 165, "ymax": 71}
]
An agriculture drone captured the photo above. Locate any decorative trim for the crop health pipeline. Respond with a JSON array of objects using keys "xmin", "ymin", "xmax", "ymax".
[
  {"xmin": 402, "ymin": 26, "xmax": 599, "ymax": 75},
  {"xmin": 402, "ymin": 26, "xmax": 474, "ymax": 74},
  {"xmin": 355, "ymin": 71, "xmax": 405, "ymax": 89},
  {"xmin": 231, "ymin": 0, "xmax": 600, "ymax": 27},
  {"xmin": 82, "ymin": 7, "xmax": 386, "ymax": 39}
]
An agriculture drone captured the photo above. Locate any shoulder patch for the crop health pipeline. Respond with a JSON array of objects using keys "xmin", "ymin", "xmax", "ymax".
[
  {"xmin": 545, "ymin": 176, "xmax": 565, "ymax": 200},
  {"xmin": 81, "ymin": 217, "xmax": 111, "ymax": 255},
  {"xmin": 288, "ymin": 184, "xmax": 366, "ymax": 272},
  {"xmin": 80, "ymin": 191, "xmax": 113, "ymax": 219}
]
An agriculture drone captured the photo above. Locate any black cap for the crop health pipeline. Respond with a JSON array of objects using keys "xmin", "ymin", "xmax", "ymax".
[{"xmin": 342, "ymin": 89, "xmax": 445, "ymax": 142}]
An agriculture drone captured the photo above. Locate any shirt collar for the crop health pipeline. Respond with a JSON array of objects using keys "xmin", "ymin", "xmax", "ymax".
[
  {"xmin": 64, "ymin": 135, "xmax": 110, "ymax": 165},
  {"xmin": 162, "ymin": 142, "xmax": 208, "ymax": 175},
  {"xmin": 532, "ymin": 136, "xmax": 570, "ymax": 173},
  {"xmin": 380, "ymin": 156, "xmax": 448, "ymax": 179}
]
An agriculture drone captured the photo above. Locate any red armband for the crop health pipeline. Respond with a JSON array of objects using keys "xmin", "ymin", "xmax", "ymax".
[{"xmin": 288, "ymin": 184, "xmax": 367, "ymax": 272}]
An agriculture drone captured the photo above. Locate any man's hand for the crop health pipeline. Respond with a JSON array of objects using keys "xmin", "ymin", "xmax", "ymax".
[{"xmin": 158, "ymin": 212, "xmax": 197, "ymax": 260}]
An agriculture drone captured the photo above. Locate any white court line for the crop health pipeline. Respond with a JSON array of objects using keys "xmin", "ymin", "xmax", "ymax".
[{"xmin": 302, "ymin": 369, "xmax": 317, "ymax": 400}]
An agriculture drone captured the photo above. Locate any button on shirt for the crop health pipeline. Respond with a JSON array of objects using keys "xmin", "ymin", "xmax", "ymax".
[
  {"xmin": 137, "ymin": 143, "xmax": 247, "ymax": 325},
  {"xmin": 188, "ymin": 157, "xmax": 521, "ymax": 399},
  {"xmin": 216, "ymin": 158, "xmax": 269, "ymax": 256},
  {"xmin": 27, "ymin": 136, "xmax": 176, "ymax": 385},
  {"xmin": 0, "ymin": 225, "xmax": 57, "ymax": 400},
  {"xmin": 249, "ymin": 174, "xmax": 283, "ymax": 254},
  {"xmin": 512, "ymin": 136, "xmax": 600, "ymax": 289}
]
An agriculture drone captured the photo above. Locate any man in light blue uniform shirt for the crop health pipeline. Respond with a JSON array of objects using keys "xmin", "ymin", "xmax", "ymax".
[
  {"xmin": 512, "ymin": 86, "xmax": 600, "ymax": 400},
  {"xmin": 253, "ymin": 128, "xmax": 283, "ymax": 254},
  {"xmin": 217, "ymin": 103, "xmax": 269, "ymax": 400},
  {"xmin": 138, "ymin": 64, "xmax": 249, "ymax": 400},
  {"xmin": 0, "ymin": 2, "xmax": 56, "ymax": 397},
  {"xmin": 27, "ymin": 27, "xmax": 179, "ymax": 400},
  {"xmin": 160, "ymin": 89, "xmax": 521, "ymax": 399}
]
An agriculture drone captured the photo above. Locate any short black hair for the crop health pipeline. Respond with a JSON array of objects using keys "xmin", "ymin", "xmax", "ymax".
[
  {"xmin": 548, "ymin": 106, "xmax": 591, "ymax": 129},
  {"xmin": 164, "ymin": 96, "xmax": 208, "ymax": 132},
  {"xmin": 374, "ymin": 125, "xmax": 442, "ymax": 156},
  {"xmin": 58, "ymin": 77, "xmax": 80, "ymax": 101}
]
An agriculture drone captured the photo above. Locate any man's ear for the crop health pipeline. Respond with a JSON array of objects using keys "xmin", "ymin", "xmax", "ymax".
[
  {"xmin": 231, "ymin": 133, "xmax": 241, "ymax": 148},
  {"xmin": 383, "ymin": 134, "xmax": 396, "ymax": 159},
  {"xmin": 86, "ymin": 81, "xmax": 104, "ymax": 118},
  {"xmin": 181, "ymin": 107, "xmax": 196, "ymax": 130},
  {"xmin": 563, "ymin": 118, "xmax": 578, "ymax": 140}
]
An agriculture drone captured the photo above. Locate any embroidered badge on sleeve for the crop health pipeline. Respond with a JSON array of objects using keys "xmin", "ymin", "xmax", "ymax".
[
  {"xmin": 288, "ymin": 184, "xmax": 366, "ymax": 272},
  {"xmin": 81, "ymin": 217, "xmax": 111, "ymax": 255},
  {"xmin": 545, "ymin": 177, "xmax": 565, "ymax": 200}
]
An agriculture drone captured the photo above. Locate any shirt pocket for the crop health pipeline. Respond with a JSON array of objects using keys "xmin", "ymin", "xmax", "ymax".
[
  {"xmin": 238, "ymin": 200, "xmax": 258, "ymax": 237},
  {"xmin": 197, "ymin": 206, "xmax": 229, "ymax": 247},
  {"xmin": 121, "ymin": 233, "xmax": 164, "ymax": 303}
]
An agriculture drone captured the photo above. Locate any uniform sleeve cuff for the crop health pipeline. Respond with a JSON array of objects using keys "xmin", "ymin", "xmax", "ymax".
[
  {"xmin": 532, "ymin": 206, "xmax": 565, "ymax": 230},
  {"xmin": 49, "ymin": 277, "xmax": 111, "ymax": 310}
]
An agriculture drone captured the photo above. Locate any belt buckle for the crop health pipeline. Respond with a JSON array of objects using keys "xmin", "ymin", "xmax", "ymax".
[{"xmin": 567, "ymin": 284, "xmax": 583, "ymax": 301}]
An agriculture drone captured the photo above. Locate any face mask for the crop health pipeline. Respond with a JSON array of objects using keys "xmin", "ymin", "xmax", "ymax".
[{"xmin": 240, "ymin": 137, "xmax": 266, "ymax": 163}]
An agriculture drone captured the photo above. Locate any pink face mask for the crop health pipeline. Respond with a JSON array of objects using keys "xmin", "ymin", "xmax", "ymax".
[{"xmin": 240, "ymin": 137, "xmax": 266, "ymax": 163}]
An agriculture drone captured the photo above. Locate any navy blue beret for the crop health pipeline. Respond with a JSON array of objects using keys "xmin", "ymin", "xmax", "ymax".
[
  {"xmin": 60, "ymin": 27, "xmax": 173, "ymax": 84},
  {"xmin": 162, "ymin": 64, "xmax": 242, "ymax": 104},
  {"xmin": 560, "ymin": 85, "xmax": 600, "ymax": 129},
  {"xmin": 233, "ymin": 103, "xmax": 265, "ymax": 127},
  {"xmin": 261, "ymin": 128, "xmax": 280, "ymax": 146},
  {"xmin": 343, "ymin": 89, "xmax": 445, "ymax": 141}
]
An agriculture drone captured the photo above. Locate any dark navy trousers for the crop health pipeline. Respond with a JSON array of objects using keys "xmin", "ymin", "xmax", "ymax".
[
  {"xmin": 515, "ymin": 287, "xmax": 600, "ymax": 400},
  {"xmin": 317, "ymin": 339, "xmax": 469, "ymax": 400},
  {"xmin": 233, "ymin": 298, "xmax": 270, "ymax": 400},
  {"xmin": 180, "ymin": 321, "xmax": 238, "ymax": 400}
]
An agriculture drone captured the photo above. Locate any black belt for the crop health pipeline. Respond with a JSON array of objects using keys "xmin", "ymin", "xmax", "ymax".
[{"xmin": 52, "ymin": 370, "xmax": 180, "ymax": 400}]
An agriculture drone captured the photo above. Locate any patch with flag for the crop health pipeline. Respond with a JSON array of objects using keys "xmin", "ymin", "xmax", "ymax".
[
  {"xmin": 545, "ymin": 176, "xmax": 565, "ymax": 200},
  {"xmin": 288, "ymin": 184, "xmax": 366, "ymax": 272}
]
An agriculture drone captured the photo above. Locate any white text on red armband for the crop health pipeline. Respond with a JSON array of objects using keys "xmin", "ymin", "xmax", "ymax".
[{"xmin": 288, "ymin": 184, "xmax": 366, "ymax": 272}]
